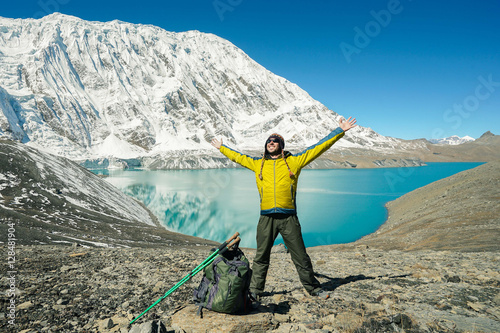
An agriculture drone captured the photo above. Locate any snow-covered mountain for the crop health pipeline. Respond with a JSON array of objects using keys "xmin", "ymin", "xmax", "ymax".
[
  {"xmin": 0, "ymin": 139, "xmax": 214, "ymax": 247},
  {"xmin": 429, "ymin": 135, "xmax": 475, "ymax": 145},
  {"xmin": 0, "ymin": 13, "xmax": 424, "ymax": 167}
]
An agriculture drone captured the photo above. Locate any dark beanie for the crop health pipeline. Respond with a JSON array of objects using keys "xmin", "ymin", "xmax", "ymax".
[
  {"xmin": 265, "ymin": 133, "xmax": 285, "ymax": 153},
  {"xmin": 260, "ymin": 133, "xmax": 295, "ymax": 180}
]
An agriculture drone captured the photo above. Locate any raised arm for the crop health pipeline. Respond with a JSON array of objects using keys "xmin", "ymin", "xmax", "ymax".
[
  {"xmin": 339, "ymin": 117, "xmax": 357, "ymax": 132},
  {"xmin": 211, "ymin": 138, "xmax": 222, "ymax": 150},
  {"xmin": 212, "ymin": 138, "xmax": 260, "ymax": 172},
  {"xmin": 292, "ymin": 116, "xmax": 357, "ymax": 168}
]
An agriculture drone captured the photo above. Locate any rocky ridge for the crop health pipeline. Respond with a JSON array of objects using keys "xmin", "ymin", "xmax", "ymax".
[
  {"xmin": 0, "ymin": 139, "xmax": 216, "ymax": 248},
  {"xmin": 316, "ymin": 131, "xmax": 500, "ymax": 169}
]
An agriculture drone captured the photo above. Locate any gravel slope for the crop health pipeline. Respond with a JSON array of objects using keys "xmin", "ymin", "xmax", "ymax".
[{"xmin": 351, "ymin": 161, "xmax": 500, "ymax": 252}]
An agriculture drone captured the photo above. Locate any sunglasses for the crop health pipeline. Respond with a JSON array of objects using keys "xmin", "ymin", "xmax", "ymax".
[{"xmin": 266, "ymin": 138, "xmax": 279, "ymax": 144}]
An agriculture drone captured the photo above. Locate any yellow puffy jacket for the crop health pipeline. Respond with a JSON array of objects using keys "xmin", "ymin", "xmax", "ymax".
[{"xmin": 220, "ymin": 127, "xmax": 345, "ymax": 215}]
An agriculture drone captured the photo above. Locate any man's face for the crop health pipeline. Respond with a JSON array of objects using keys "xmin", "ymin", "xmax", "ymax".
[{"xmin": 266, "ymin": 137, "xmax": 281, "ymax": 155}]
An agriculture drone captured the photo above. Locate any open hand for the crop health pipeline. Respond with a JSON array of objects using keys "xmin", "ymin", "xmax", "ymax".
[
  {"xmin": 211, "ymin": 138, "xmax": 222, "ymax": 150},
  {"xmin": 339, "ymin": 117, "xmax": 357, "ymax": 132}
]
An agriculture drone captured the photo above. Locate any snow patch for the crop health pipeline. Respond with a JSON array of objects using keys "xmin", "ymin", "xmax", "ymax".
[{"xmin": 0, "ymin": 14, "xmax": 424, "ymax": 167}]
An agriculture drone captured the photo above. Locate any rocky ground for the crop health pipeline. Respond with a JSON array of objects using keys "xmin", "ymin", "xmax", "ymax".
[{"xmin": 0, "ymin": 243, "xmax": 499, "ymax": 333}]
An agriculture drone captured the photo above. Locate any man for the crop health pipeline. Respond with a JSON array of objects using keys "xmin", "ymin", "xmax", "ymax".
[{"xmin": 211, "ymin": 117, "xmax": 357, "ymax": 300}]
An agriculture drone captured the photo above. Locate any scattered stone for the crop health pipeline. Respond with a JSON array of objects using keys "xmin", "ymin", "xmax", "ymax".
[
  {"xmin": 129, "ymin": 320, "xmax": 169, "ymax": 333},
  {"xmin": 99, "ymin": 318, "xmax": 114, "ymax": 331},
  {"xmin": 493, "ymin": 292, "xmax": 500, "ymax": 306},
  {"xmin": 170, "ymin": 305, "xmax": 277, "ymax": 332},
  {"xmin": 468, "ymin": 301, "xmax": 487, "ymax": 312},
  {"xmin": 392, "ymin": 313, "xmax": 413, "ymax": 329},
  {"xmin": 271, "ymin": 243, "xmax": 288, "ymax": 254},
  {"xmin": 17, "ymin": 301, "xmax": 33, "ymax": 310},
  {"xmin": 1, "ymin": 243, "xmax": 499, "ymax": 333},
  {"xmin": 334, "ymin": 312, "xmax": 363, "ymax": 331}
]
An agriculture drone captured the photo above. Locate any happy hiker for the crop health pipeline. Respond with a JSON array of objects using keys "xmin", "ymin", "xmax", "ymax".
[{"xmin": 211, "ymin": 117, "xmax": 357, "ymax": 301}]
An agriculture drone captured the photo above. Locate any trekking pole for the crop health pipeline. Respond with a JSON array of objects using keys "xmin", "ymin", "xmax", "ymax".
[{"xmin": 130, "ymin": 232, "xmax": 240, "ymax": 325}]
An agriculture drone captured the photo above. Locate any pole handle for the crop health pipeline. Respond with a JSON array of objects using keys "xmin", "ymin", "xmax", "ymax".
[
  {"xmin": 227, "ymin": 236, "xmax": 240, "ymax": 249},
  {"xmin": 226, "ymin": 232, "xmax": 239, "ymax": 243},
  {"xmin": 218, "ymin": 232, "xmax": 240, "ymax": 250}
]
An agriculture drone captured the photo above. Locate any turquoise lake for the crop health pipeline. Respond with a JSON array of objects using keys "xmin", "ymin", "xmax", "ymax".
[{"xmin": 97, "ymin": 162, "xmax": 482, "ymax": 248}]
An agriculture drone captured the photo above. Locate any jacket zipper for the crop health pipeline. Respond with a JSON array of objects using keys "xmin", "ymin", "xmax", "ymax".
[{"xmin": 273, "ymin": 160, "xmax": 277, "ymax": 212}]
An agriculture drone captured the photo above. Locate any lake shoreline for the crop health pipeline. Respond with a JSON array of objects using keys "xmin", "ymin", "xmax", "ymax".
[
  {"xmin": 327, "ymin": 160, "xmax": 500, "ymax": 252},
  {"xmin": 100, "ymin": 162, "xmax": 484, "ymax": 249}
]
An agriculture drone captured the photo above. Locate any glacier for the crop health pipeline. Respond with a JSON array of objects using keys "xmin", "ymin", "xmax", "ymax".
[{"xmin": 0, "ymin": 13, "xmax": 425, "ymax": 169}]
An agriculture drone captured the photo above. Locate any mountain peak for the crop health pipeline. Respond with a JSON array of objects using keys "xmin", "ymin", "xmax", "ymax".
[
  {"xmin": 0, "ymin": 14, "xmax": 424, "ymax": 165},
  {"xmin": 479, "ymin": 131, "xmax": 495, "ymax": 139},
  {"xmin": 429, "ymin": 135, "xmax": 475, "ymax": 145},
  {"xmin": 40, "ymin": 12, "xmax": 82, "ymax": 22}
]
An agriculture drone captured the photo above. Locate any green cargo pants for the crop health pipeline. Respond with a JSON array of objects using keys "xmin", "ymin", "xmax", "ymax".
[{"xmin": 250, "ymin": 214, "xmax": 321, "ymax": 295}]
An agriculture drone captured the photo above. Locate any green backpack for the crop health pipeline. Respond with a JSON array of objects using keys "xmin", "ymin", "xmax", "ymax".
[{"xmin": 193, "ymin": 247, "xmax": 252, "ymax": 316}]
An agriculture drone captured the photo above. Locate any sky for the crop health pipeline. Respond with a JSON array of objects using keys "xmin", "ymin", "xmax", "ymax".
[{"xmin": 2, "ymin": 0, "xmax": 500, "ymax": 140}]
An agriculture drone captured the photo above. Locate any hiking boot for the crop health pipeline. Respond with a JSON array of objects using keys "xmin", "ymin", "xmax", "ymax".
[
  {"xmin": 312, "ymin": 289, "xmax": 330, "ymax": 299},
  {"xmin": 250, "ymin": 292, "xmax": 261, "ymax": 309}
]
